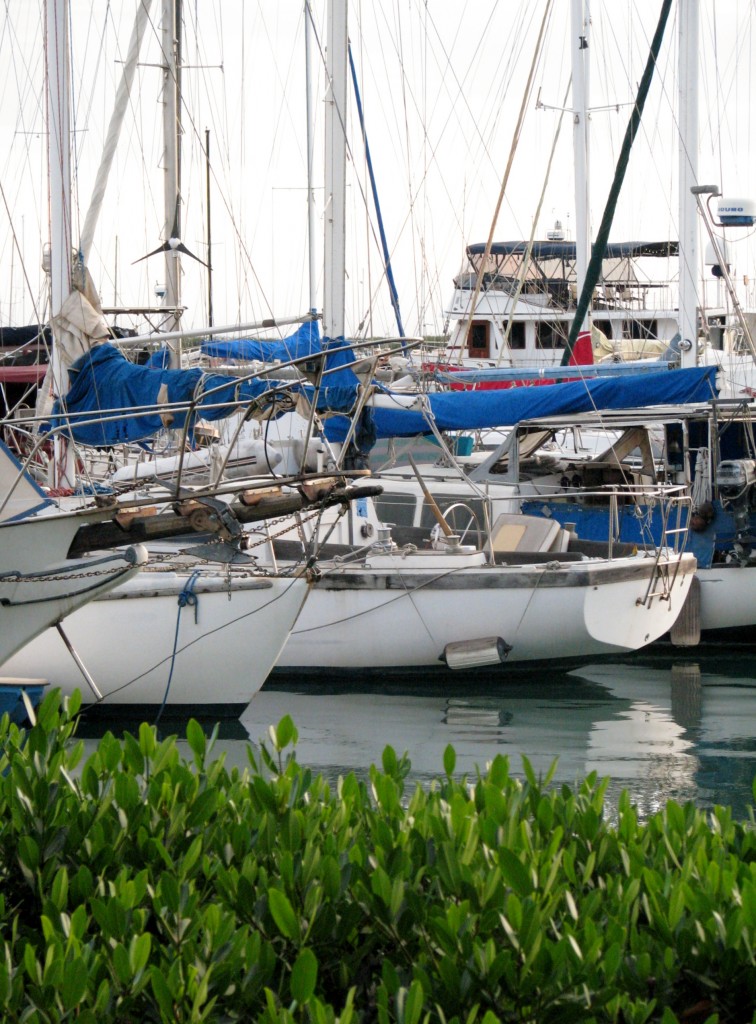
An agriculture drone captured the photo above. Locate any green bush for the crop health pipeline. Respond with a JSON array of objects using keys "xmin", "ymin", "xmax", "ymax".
[{"xmin": 0, "ymin": 689, "xmax": 754, "ymax": 1023}]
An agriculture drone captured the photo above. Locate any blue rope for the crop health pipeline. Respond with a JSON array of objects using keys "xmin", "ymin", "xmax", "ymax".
[
  {"xmin": 155, "ymin": 570, "xmax": 202, "ymax": 725},
  {"xmin": 177, "ymin": 569, "xmax": 201, "ymax": 623}
]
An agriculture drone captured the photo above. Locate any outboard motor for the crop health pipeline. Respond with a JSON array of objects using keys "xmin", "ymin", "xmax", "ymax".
[{"xmin": 715, "ymin": 458, "xmax": 756, "ymax": 558}]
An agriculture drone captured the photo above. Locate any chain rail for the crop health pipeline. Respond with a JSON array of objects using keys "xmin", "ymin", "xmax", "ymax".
[{"xmin": 0, "ymin": 565, "xmax": 132, "ymax": 584}]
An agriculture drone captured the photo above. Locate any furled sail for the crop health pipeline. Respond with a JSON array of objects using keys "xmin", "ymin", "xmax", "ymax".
[
  {"xmin": 200, "ymin": 319, "xmax": 322, "ymax": 365},
  {"xmin": 325, "ymin": 365, "xmax": 719, "ymax": 441}
]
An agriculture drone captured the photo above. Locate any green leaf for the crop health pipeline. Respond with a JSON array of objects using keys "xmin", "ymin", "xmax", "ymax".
[
  {"xmin": 488, "ymin": 754, "xmax": 510, "ymax": 789},
  {"xmin": 23, "ymin": 944, "xmax": 39, "ymax": 984},
  {"xmin": 498, "ymin": 848, "xmax": 532, "ymax": 896},
  {"xmin": 138, "ymin": 722, "xmax": 157, "ymax": 759},
  {"xmin": 113, "ymin": 944, "xmax": 130, "ymax": 985},
  {"xmin": 536, "ymin": 796, "xmax": 554, "ymax": 832},
  {"xmin": 129, "ymin": 932, "xmax": 151, "ymax": 976},
  {"xmin": 93, "ymin": 979, "xmax": 111, "ymax": 1015},
  {"xmin": 151, "ymin": 966, "xmax": 175, "ymax": 1019},
  {"xmin": 158, "ymin": 872, "xmax": 180, "ymax": 914},
  {"xmin": 382, "ymin": 745, "xmax": 398, "ymax": 776},
  {"xmin": 381, "ymin": 959, "xmax": 400, "ymax": 996},
  {"xmin": 521, "ymin": 755, "xmax": 538, "ymax": 788},
  {"xmin": 270, "ymin": 715, "xmax": 297, "ymax": 751},
  {"xmin": 268, "ymin": 888, "xmax": 300, "ymax": 941},
  {"xmin": 0, "ymin": 962, "xmax": 10, "ymax": 1006},
  {"xmin": 290, "ymin": 948, "xmax": 318, "ymax": 1003},
  {"xmin": 61, "ymin": 957, "xmax": 88, "ymax": 1010},
  {"xmin": 186, "ymin": 788, "xmax": 218, "ymax": 830},
  {"xmin": 122, "ymin": 731, "xmax": 145, "ymax": 774},
  {"xmin": 443, "ymin": 744, "xmax": 456, "ymax": 777},
  {"xmin": 320, "ymin": 855, "xmax": 341, "ymax": 900},
  {"xmin": 51, "ymin": 866, "xmax": 69, "ymax": 910},
  {"xmin": 400, "ymin": 979, "xmax": 424, "ymax": 1024},
  {"xmin": 180, "ymin": 835, "xmax": 203, "ymax": 877},
  {"xmin": 17, "ymin": 835, "xmax": 40, "ymax": 875},
  {"xmin": 186, "ymin": 718, "xmax": 206, "ymax": 761}
]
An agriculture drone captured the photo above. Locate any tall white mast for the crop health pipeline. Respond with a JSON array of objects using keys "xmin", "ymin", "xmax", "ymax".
[
  {"xmin": 304, "ymin": 0, "xmax": 318, "ymax": 315},
  {"xmin": 45, "ymin": 0, "xmax": 74, "ymax": 487},
  {"xmin": 678, "ymin": 0, "xmax": 699, "ymax": 367},
  {"xmin": 571, "ymin": 0, "xmax": 591, "ymax": 325},
  {"xmin": 161, "ymin": 0, "xmax": 181, "ymax": 355},
  {"xmin": 323, "ymin": 0, "xmax": 348, "ymax": 340},
  {"xmin": 46, "ymin": 0, "xmax": 72, "ymax": 350}
]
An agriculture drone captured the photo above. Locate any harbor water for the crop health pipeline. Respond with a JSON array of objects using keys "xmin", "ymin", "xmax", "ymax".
[{"xmin": 77, "ymin": 640, "xmax": 756, "ymax": 821}]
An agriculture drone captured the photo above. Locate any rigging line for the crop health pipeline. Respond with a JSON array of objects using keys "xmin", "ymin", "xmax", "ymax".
[
  {"xmin": 357, "ymin": 2, "xmax": 534, "ymax": 327},
  {"xmin": 601, "ymin": 3, "xmax": 677, "ymax": 230},
  {"xmin": 306, "ymin": 14, "xmax": 404, "ymax": 335},
  {"xmin": 169, "ymin": 2, "xmax": 310, "ymax": 327},
  {"xmin": 392, "ymin": 0, "xmax": 416, "ymax": 335},
  {"xmin": 463, "ymin": 0, "xmax": 554, "ymax": 335},
  {"xmin": 357, "ymin": 0, "xmax": 374, "ymax": 338},
  {"xmin": 366, "ymin": 2, "xmax": 531, "ymax": 246},
  {"xmin": 561, "ymin": 0, "xmax": 675, "ymax": 367},
  {"xmin": 415, "ymin": 2, "xmax": 520, "ymax": 182},
  {"xmin": 92, "ymin": 572, "xmax": 306, "ymax": 699},
  {"xmin": 495, "ymin": 77, "xmax": 571, "ymax": 368},
  {"xmin": 291, "ymin": 561, "xmax": 482, "ymax": 637},
  {"xmin": 0, "ymin": 178, "xmax": 44, "ymax": 327},
  {"xmin": 338, "ymin": 11, "xmax": 450, "ymax": 331},
  {"xmin": 512, "ymin": 562, "xmax": 553, "ymax": 637}
]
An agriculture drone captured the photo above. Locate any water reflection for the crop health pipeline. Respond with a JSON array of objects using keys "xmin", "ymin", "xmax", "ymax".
[{"xmin": 76, "ymin": 645, "xmax": 756, "ymax": 819}]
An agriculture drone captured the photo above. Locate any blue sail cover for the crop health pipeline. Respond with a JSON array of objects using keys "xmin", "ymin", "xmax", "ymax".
[
  {"xmin": 200, "ymin": 319, "xmax": 322, "ymax": 364},
  {"xmin": 325, "ymin": 365, "xmax": 719, "ymax": 441},
  {"xmin": 51, "ymin": 343, "xmax": 360, "ymax": 446}
]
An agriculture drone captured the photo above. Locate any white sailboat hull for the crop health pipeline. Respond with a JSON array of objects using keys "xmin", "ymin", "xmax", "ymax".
[
  {"xmin": 3, "ymin": 569, "xmax": 309, "ymax": 711},
  {"xmin": 0, "ymin": 508, "xmax": 148, "ymax": 666},
  {"xmin": 278, "ymin": 550, "xmax": 696, "ymax": 672},
  {"xmin": 698, "ymin": 563, "xmax": 756, "ymax": 631}
]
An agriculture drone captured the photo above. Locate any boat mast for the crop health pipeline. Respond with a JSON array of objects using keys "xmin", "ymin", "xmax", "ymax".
[
  {"xmin": 161, "ymin": 0, "xmax": 181, "ymax": 359},
  {"xmin": 205, "ymin": 128, "xmax": 213, "ymax": 327},
  {"xmin": 323, "ymin": 0, "xmax": 348, "ymax": 341},
  {"xmin": 304, "ymin": 0, "xmax": 318, "ymax": 316},
  {"xmin": 571, "ymin": 0, "xmax": 591, "ymax": 317},
  {"xmin": 45, "ymin": 0, "xmax": 74, "ymax": 487},
  {"xmin": 80, "ymin": 0, "xmax": 154, "ymax": 265},
  {"xmin": 677, "ymin": 0, "xmax": 699, "ymax": 368}
]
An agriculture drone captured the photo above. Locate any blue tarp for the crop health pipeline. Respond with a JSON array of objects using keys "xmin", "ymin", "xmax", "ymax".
[
  {"xmin": 324, "ymin": 365, "xmax": 719, "ymax": 441},
  {"xmin": 52, "ymin": 342, "xmax": 361, "ymax": 446},
  {"xmin": 200, "ymin": 319, "xmax": 322, "ymax": 364}
]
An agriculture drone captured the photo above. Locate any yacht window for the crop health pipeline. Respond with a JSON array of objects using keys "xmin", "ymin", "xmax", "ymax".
[
  {"xmin": 536, "ymin": 321, "xmax": 567, "ymax": 349},
  {"xmin": 707, "ymin": 315, "xmax": 726, "ymax": 351},
  {"xmin": 625, "ymin": 318, "xmax": 658, "ymax": 341},
  {"xmin": 467, "ymin": 321, "xmax": 490, "ymax": 358},
  {"xmin": 505, "ymin": 321, "xmax": 526, "ymax": 349},
  {"xmin": 593, "ymin": 319, "xmax": 612, "ymax": 339},
  {"xmin": 419, "ymin": 495, "xmax": 487, "ymax": 533},
  {"xmin": 374, "ymin": 494, "xmax": 417, "ymax": 528}
]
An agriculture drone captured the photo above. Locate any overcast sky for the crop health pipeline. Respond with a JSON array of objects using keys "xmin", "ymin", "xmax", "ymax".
[{"xmin": 1, "ymin": 0, "xmax": 754, "ymax": 339}]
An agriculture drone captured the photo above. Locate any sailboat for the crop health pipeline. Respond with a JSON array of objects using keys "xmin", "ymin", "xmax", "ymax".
[
  {"xmin": 241, "ymin": 0, "xmax": 700, "ymax": 675},
  {"xmin": 0, "ymin": 439, "xmax": 147, "ymax": 723},
  {"xmin": 0, "ymin": 0, "xmax": 326, "ymax": 714}
]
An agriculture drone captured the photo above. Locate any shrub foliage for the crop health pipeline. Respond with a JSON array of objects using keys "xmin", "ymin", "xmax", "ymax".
[{"xmin": 0, "ymin": 689, "xmax": 754, "ymax": 1023}]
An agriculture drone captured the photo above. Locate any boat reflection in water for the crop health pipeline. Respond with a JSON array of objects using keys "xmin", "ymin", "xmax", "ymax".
[
  {"xmin": 75, "ymin": 646, "xmax": 756, "ymax": 820},
  {"xmin": 239, "ymin": 649, "xmax": 756, "ymax": 819}
]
